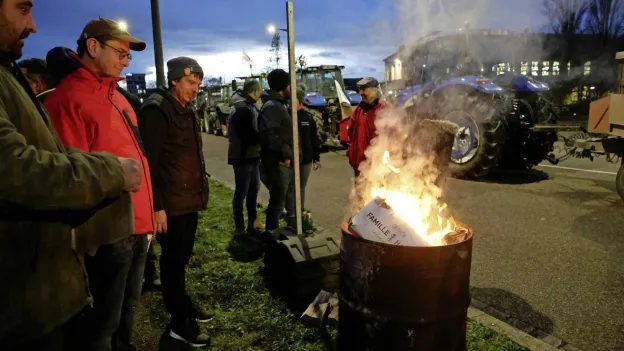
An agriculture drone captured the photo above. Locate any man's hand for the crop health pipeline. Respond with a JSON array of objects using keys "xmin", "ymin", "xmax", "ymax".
[
  {"xmin": 119, "ymin": 157, "xmax": 142, "ymax": 192},
  {"xmin": 313, "ymin": 161, "xmax": 321, "ymax": 170},
  {"xmin": 283, "ymin": 159, "xmax": 291, "ymax": 167},
  {"xmin": 155, "ymin": 210, "xmax": 167, "ymax": 234}
]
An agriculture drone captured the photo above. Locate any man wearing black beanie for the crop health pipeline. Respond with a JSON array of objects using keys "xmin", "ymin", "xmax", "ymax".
[
  {"xmin": 137, "ymin": 56, "xmax": 211, "ymax": 347},
  {"xmin": 258, "ymin": 69, "xmax": 298, "ymax": 230}
]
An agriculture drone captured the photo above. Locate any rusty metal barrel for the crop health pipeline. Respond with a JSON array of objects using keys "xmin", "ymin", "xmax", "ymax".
[{"xmin": 338, "ymin": 222, "xmax": 473, "ymax": 351}]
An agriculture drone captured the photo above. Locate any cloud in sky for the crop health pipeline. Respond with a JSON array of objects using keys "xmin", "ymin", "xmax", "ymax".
[{"xmin": 22, "ymin": 0, "xmax": 548, "ymax": 83}]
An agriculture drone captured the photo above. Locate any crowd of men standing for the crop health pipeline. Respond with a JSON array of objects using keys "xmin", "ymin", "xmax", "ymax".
[
  {"xmin": 1, "ymin": 3, "xmax": 211, "ymax": 349},
  {"xmin": 0, "ymin": 0, "xmax": 385, "ymax": 349}
]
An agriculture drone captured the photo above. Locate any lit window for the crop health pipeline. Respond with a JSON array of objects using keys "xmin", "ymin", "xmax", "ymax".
[
  {"xmin": 567, "ymin": 62, "xmax": 571, "ymax": 76},
  {"xmin": 542, "ymin": 61, "xmax": 550, "ymax": 76},
  {"xmin": 584, "ymin": 61, "xmax": 591, "ymax": 76},
  {"xmin": 531, "ymin": 61, "xmax": 539, "ymax": 76},
  {"xmin": 495, "ymin": 62, "xmax": 507, "ymax": 76},
  {"xmin": 521, "ymin": 61, "xmax": 528, "ymax": 75},
  {"xmin": 552, "ymin": 61, "xmax": 560, "ymax": 76}
]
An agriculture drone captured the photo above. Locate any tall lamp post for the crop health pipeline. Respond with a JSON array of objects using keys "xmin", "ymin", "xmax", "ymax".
[
  {"xmin": 266, "ymin": 3, "xmax": 302, "ymax": 235},
  {"xmin": 150, "ymin": 0, "xmax": 166, "ymax": 88}
]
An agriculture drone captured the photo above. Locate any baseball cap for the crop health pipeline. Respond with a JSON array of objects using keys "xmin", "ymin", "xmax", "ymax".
[
  {"xmin": 357, "ymin": 77, "xmax": 379, "ymax": 89},
  {"xmin": 78, "ymin": 18, "xmax": 146, "ymax": 52}
]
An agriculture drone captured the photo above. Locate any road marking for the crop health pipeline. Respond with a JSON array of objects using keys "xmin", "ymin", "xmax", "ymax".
[{"xmin": 538, "ymin": 164, "xmax": 618, "ymax": 175}]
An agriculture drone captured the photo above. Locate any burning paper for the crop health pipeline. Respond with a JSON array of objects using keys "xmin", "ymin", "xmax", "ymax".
[{"xmin": 349, "ymin": 196, "xmax": 456, "ymax": 247}]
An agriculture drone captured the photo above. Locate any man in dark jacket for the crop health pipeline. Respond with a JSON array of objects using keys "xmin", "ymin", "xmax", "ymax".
[
  {"xmin": 284, "ymin": 87, "xmax": 321, "ymax": 220},
  {"xmin": 227, "ymin": 79, "xmax": 263, "ymax": 237},
  {"xmin": 137, "ymin": 56, "xmax": 211, "ymax": 347},
  {"xmin": 18, "ymin": 58, "xmax": 57, "ymax": 102},
  {"xmin": 258, "ymin": 69, "xmax": 297, "ymax": 230},
  {"xmin": 0, "ymin": 2, "xmax": 143, "ymax": 349}
]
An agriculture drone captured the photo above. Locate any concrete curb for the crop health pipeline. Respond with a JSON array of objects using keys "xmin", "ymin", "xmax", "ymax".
[
  {"xmin": 469, "ymin": 300, "xmax": 584, "ymax": 351},
  {"xmin": 468, "ymin": 306, "xmax": 558, "ymax": 351}
]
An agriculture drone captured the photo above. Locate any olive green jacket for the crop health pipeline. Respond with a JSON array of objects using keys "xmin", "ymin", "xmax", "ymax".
[{"xmin": 0, "ymin": 62, "xmax": 131, "ymax": 348}]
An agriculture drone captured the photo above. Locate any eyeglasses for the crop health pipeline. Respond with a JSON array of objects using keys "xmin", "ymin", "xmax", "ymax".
[{"xmin": 99, "ymin": 41, "xmax": 132, "ymax": 62}]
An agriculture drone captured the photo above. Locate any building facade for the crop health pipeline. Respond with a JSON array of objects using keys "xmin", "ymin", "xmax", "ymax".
[
  {"xmin": 125, "ymin": 73, "xmax": 147, "ymax": 97},
  {"xmin": 383, "ymin": 28, "xmax": 624, "ymax": 103}
]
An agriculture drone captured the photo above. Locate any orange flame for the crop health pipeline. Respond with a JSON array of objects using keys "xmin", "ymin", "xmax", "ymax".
[{"xmin": 371, "ymin": 150, "xmax": 456, "ymax": 246}]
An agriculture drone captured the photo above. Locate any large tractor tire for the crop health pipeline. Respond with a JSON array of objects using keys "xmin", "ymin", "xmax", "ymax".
[
  {"xmin": 498, "ymin": 99, "xmax": 557, "ymax": 170},
  {"xmin": 304, "ymin": 106, "xmax": 327, "ymax": 144},
  {"xmin": 440, "ymin": 97, "xmax": 507, "ymax": 179}
]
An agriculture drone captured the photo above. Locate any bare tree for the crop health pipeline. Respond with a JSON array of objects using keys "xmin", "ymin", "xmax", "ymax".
[
  {"xmin": 542, "ymin": 0, "xmax": 589, "ymax": 35},
  {"xmin": 586, "ymin": 0, "xmax": 624, "ymax": 45},
  {"xmin": 267, "ymin": 33, "xmax": 283, "ymax": 69},
  {"xmin": 146, "ymin": 80, "xmax": 157, "ymax": 89}
]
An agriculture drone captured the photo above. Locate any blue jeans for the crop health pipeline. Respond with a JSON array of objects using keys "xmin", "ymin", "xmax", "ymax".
[
  {"xmin": 232, "ymin": 160, "xmax": 261, "ymax": 231},
  {"xmin": 64, "ymin": 235, "xmax": 148, "ymax": 351},
  {"xmin": 113, "ymin": 235, "xmax": 149, "ymax": 351}
]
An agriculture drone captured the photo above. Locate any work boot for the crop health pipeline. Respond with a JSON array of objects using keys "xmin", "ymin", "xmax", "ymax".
[{"xmin": 168, "ymin": 318, "xmax": 210, "ymax": 348}]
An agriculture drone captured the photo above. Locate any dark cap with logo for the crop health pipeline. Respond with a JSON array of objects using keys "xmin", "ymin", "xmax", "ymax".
[
  {"xmin": 78, "ymin": 18, "xmax": 146, "ymax": 52},
  {"xmin": 167, "ymin": 56, "xmax": 204, "ymax": 82},
  {"xmin": 357, "ymin": 77, "xmax": 379, "ymax": 89}
]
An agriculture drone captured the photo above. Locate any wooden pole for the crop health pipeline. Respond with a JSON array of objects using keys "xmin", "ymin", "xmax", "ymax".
[{"xmin": 286, "ymin": 1, "xmax": 302, "ymax": 235}]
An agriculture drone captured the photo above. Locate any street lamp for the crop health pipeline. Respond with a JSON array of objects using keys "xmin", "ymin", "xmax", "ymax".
[{"xmin": 266, "ymin": 23, "xmax": 287, "ymax": 34}]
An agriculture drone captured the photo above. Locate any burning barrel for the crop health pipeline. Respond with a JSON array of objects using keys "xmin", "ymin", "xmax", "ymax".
[{"xmin": 338, "ymin": 221, "xmax": 473, "ymax": 351}]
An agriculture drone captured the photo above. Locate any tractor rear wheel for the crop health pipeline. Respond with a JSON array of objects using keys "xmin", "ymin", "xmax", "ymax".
[{"xmin": 440, "ymin": 97, "xmax": 507, "ymax": 178}]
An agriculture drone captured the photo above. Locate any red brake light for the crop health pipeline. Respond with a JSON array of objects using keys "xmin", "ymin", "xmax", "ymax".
[
  {"xmin": 307, "ymin": 93, "xmax": 317, "ymax": 97},
  {"xmin": 476, "ymin": 78, "xmax": 490, "ymax": 85}
]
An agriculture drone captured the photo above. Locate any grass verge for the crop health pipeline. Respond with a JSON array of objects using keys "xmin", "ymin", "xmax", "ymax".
[{"xmin": 132, "ymin": 180, "xmax": 528, "ymax": 351}]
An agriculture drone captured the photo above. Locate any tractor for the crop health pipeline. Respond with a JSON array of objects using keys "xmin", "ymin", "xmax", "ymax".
[
  {"xmin": 382, "ymin": 29, "xmax": 569, "ymax": 179},
  {"xmin": 296, "ymin": 65, "xmax": 362, "ymax": 148}
]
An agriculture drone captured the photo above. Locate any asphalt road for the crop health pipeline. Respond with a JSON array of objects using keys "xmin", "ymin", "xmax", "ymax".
[{"xmin": 202, "ymin": 134, "xmax": 624, "ymax": 351}]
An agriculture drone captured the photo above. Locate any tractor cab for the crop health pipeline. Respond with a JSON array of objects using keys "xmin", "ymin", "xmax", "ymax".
[{"xmin": 296, "ymin": 65, "xmax": 361, "ymax": 107}]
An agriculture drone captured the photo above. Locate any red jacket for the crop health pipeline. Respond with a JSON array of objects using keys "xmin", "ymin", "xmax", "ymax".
[
  {"xmin": 44, "ymin": 54, "xmax": 154, "ymax": 235},
  {"xmin": 347, "ymin": 100, "xmax": 384, "ymax": 173}
]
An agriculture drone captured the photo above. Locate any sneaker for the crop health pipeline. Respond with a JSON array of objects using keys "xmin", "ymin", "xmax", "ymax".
[
  {"xmin": 169, "ymin": 319, "xmax": 210, "ymax": 348},
  {"xmin": 190, "ymin": 306, "xmax": 214, "ymax": 323}
]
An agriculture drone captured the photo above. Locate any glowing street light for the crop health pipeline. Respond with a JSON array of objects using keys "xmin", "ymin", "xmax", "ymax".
[
  {"xmin": 266, "ymin": 23, "xmax": 287, "ymax": 35},
  {"xmin": 267, "ymin": 23, "xmax": 276, "ymax": 34},
  {"xmin": 118, "ymin": 20, "xmax": 128, "ymax": 31}
]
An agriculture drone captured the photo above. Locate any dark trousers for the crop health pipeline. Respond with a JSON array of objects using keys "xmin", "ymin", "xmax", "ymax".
[
  {"xmin": 80, "ymin": 236, "xmax": 134, "ymax": 351},
  {"xmin": 7, "ymin": 326, "xmax": 65, "ymax": 351},
  {"xmin": 285, "ymin": 162, "xmax": 313, "ymax": 219},
  {"xmin": 113, "ymin": 235, "xmax": 149, "ymax": 351},
  {"xmin": 144, "ymin": 240, "xmax": 159, "ymax": 283},
  {"xmin": 261, "ymin": 161, "xmax": 293, "ymax": 230},
  {"xmin": 232, "ymin": 160, "xmax": 260, "ymax": 230},
  {"xmin": 157, "ymin": 212, "xmax": 198, "ymax": 326},
  {"xmin": 63, "ymin": 235, "xmax": 148, "ymax": 351}
]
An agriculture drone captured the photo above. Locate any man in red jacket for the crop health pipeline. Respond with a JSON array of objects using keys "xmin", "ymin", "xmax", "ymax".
[
  {"xmin": 347, "ymin": 77, "xmax": 384, "ymax": 177},
  {"xmin": 43, "ymin": 18, "xmax": 154, "ymax": 351}
]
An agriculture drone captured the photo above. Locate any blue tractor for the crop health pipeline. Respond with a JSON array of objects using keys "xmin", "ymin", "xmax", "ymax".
[
  {"xmin": 396, "ymin": 30, "xmax": 562, "ymax": 178},
  {"xmin": 297, "ymin": 65, "xmax": 362, "ymax": 148}
]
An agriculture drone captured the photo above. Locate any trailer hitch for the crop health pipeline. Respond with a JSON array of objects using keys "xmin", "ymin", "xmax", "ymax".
[{"xmin": 545, "ymin": 153, "xmax": 560, "ymax": 165}]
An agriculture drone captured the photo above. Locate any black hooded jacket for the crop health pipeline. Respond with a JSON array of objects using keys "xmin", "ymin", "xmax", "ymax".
[
  {"xmin": 227, "ymin": 89, "xmax": 261, "ymax": 164},
  {"xmin": 257, "ymin": 89, "xmax": 294, "ymax": 164}
]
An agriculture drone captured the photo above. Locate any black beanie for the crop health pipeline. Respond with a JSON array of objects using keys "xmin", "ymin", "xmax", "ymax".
[
  {"xmin": 267, "ymin": 69, "xmax": 290, "ymax": 92},
  {"xmin": 167, "ymin": 56, "xmax": 204, "ymax": 82}
]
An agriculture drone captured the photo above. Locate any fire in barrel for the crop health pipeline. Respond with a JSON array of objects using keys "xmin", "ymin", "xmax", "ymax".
[{"xmin": 340, "ymin": 117, "xmax": 472, "ymax": 351}]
